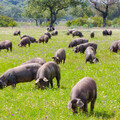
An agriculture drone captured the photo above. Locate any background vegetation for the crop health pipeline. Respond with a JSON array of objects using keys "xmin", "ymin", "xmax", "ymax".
[
  {"xmin": 0, "ymin": 26, "xmax": 120, "ymax": 120},
  {"xmin": 0, "ymin": 15, "xmax": 17, "ymax": 27},
  {"xmin": 0, "ymin": 0, "xmax": 120, "ymax": 27},
  {"xmin": 66, "ymin": 15, "xmax": 112, "ymax": 27}
]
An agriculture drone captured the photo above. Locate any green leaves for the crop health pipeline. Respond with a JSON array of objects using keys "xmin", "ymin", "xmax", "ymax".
[
  {"xmin": 26, "ymin": 0, "xmax": 84, "ymax": 19},
  {"xmin": 25, "ymin": 0, "xmax": 84, "ymax": 27},
  {"xmin": 0, "ymin": 15, "xmax": 17, "ymax": 27}
]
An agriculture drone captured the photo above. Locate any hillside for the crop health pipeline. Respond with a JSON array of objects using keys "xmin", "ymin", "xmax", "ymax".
[
  {"xmin": 0, "ymin": 0, "xmax": 27, "ymax": 19},
  {"xmin": 0, "ymin": 0, "xmax": 26, "ymax": 7}
]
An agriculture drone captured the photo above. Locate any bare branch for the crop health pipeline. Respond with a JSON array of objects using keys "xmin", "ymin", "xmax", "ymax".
[
  {"xmin": 89, "ymin": 0, "xmax": 105, "ymax": 13},
  {"xmin": 107, "ymin": 0, "xmax": 119, "ymax": 5},
  {"xmin": 101, "ymin": 0, "xmax": 107, "ymax": 5},
  {"xmin": 55, "ymin": 6, "xmax": 67, "ymax": 15}
]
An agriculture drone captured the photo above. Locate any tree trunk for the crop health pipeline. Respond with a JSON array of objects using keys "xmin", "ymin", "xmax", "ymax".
[
  {"xmin": 103, "ymin": 16, "xmax": 106, "ymax": 27},
  {"xmin": 39, "ymin": 19, "xmax": 43, "ymax": 25},
  {"xmin": 49, "ymin": 21, "xmax": 54, "ymax": 31},
  {"xmin": 35, "ymin": 19, "xmax": 38, "ymax": 26},
  {"xmin": 48, "ymin": 8, "xmax": 57, "ymax": 31},
  {"xmin": 48, "ymin": 8, "xmax": 53, "ymax": 31}
]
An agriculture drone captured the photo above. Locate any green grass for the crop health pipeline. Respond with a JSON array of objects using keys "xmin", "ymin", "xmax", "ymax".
[{"xmin": 0, "ymin": 26, "xmax": 120, "ymax": 120}]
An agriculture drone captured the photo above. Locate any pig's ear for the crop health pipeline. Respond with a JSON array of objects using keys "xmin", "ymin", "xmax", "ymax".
[
  {"xmin": 35, "ymin": 79, "xmax": 39, "ymax": 84},
  {"xmin": 52, "ymin": 57, "xmax": 55, "ymax": 59},
  {"xmin": 43, "ymin": 78, "xmax": 49, "ymax": 82},
  {"xmin": 67, "ymin": 101, "xmax": 72, "ymax": 110},
  {"xmin": 56, "ymin": 57, "xmax": 59, "ymax": 60},
  {"xmin": 96, "ymin": 58, "xmax": 99, "ymax": 62},
  {"xmin": 77, "ymin": 99, "xmax": 84, "ymax": 108}
]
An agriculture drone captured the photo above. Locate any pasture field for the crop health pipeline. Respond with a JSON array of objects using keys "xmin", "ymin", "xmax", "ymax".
[{"xmin": 0, "ymin": 26, "xmax": 120, "ymax": 120}]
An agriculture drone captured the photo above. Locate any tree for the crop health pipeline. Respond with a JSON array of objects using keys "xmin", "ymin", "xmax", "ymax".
[
  {"xmin": 24, "ymin": 5, "xmax": 66, "ymax": 26},
  {"xmin": 89, "ymin": 0, "xmax": 119, "ymax": 27},
  {"xmin": 69, "ymin": 5, "xmax": 94, "ymax": 18},
  {"xmin": 27, "ymin": 0, "xmax": 84, "ymax": 31},
  {"xmin": 24, "ymin": 5, "xmax": 44, "ymax": 26},
  {"xmin": 0, "ymin": 4, "xmax": 4, "ymax": 15},
  {"xmin": 5, "ymin": 6, "xmax": 22, "ymax": 20},
  {"xmin": 108, "ymin": 2, "xmax": 120, "ymax": 19},
  {"xmin": 0, "ymin": 15, "xmax": 17, "ymax": 27}
]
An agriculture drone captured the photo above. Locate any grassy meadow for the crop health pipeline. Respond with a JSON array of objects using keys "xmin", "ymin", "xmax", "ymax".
[{"xmin": 0, "ymin": 26, "xmax": 120, "ymax": 120}]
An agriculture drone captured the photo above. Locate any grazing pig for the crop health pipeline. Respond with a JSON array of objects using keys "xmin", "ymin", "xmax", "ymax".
[
  {"xmin": 68, "ymin": 38, "xmax": 88, "ymax": 48},
  {"xmin": 52, "ymin": 48, "xmax": 66, "ymax": 64},
  {"xmin": 66, "ymin": 29, "xmax": 75, "ymax": 35},
  {"xmin": 47, "ymin": 27, "xmax": 55, "ymax": 32},
  {"xmin": 44, "ymin": 32, "xmax": 51, "ymax": 39},
  {"xmin": 103, "ymin": 30, "xmax": 112, "ymax": 36},
  {"xmin": 103, "ymin": 30, "xmax": 109, "ymax": 36},
  {"xmin": 90, "ymin": 31, "xmax": 94, "ymax": 38},
  {"xmin": 38, "ymin": 35, "xmax": 49, "ymax": 43},
  {"xmin": 67, "ymin": 77, "xmax": 97, "ymax": 114},
  {"xmin": 51, "ymin": 30, "xmax": 58, "ymax": 36},
  {"xmin": 85, "ymin": 46, "xmax": 99, "ymax": 63},
  {"xmin": 109, "ymin": 40, "xmax": 120, "ymax": 53},
  {"xmin": 38, "ymin": 35, "xmax": 44, "ymax": 43},
  {"xmin": 35, "ymin": 61, "xmax": 60, "ymax": 89},
  {"xmin": 0, "ymin": 40, "xmax": 12, "ymax": 52},
  {"xmin": 13, "ymin": 30, "xmax": 21, "ymax": 36},
  {"xmin": 73, "ymin": 42, "xmax": 97, "ymax": 54},
  {"xmin": 21, "ymin": 35, "xmax": 37, "ymax": 43},
  {"xmin": 0, "ymin": 63, "xmax": 41, "ymax": 89},
  {"xmin": 18, "ymin": 37, "xmax": 31, "ymax": 47},
  {"xmin": 108, "ymin": 30, "xmax": 112, "ymax": 36},
  {"xmin": 22, "ymin": 58, "xmax": 46, "ymax": 65},
  {"xmin": 72, "ymin": 30, "xmax": 83, "ymax": 37}
]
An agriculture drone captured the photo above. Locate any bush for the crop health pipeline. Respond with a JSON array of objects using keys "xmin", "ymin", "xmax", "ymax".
[
  {"xmin": 111, "ymin": 17, "xmax": 120, "ymax": 27},
  {"xmin": 66, "ymin": 21, "xmax": 71, "ymax": 27},
  {"xmin": 112, "ymin": 17, "xmax": 119, "ymax": 25},
  {"xmin": 112, "ymin": 24, "xmax": 119, "ymax": 28},
  {"xmin": 66, "ymin": 15, "xmax": 111, "ymax": 27},
  {"xmin": 117, "ymin": 19, "xmax": 120, "ymax": 25},
  {"xmin": 70, "ymin": 24, "xmax": 78, "ymax": 29},
  {"xmin": 0, "ymin": 15, "xmax": 17, "ymax": 27},
  {"xmin": 91, "ymin": 16, "xmax": 103, "ymax": 27},
  {"xmin": 82, "ymin": 24, "xmax": 88, "ymax": 28}
]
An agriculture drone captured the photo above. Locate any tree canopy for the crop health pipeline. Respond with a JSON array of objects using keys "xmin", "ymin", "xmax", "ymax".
[
  {"xmin": 27, "ymin": 0, "xmax": 84, "ymax": 30},
  {"xmin": 89, "ymin": 0, "xmax": 119, "ymax": 27},
  {"xmin": 69, "ymin": 5, "xmax": 94, "ymax": 18}
]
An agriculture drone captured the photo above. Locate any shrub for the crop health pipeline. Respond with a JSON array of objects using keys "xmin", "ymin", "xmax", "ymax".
[
  {"xmin": 112, "ymin": 24, "xmax": 119, "ymax": 28},
  {"xmin": 70, "ymin": 24, "xmax": 78, "ymax": 28},
  {"xmin": 91, "ymin": 16, "xmax": 103, "ymax": 27},
  {"xmin": 66, "ymin": 21, "xmax": 71, "ymax": 27},
  {"xmin": 66, "ymin": 15, "xmax": 111, "ymax": 27},
  {"xmin": 112, "ymin": 18, "xmax": 118, "ymax": 25},
  {"xmin": 0, "ymin": 15, "xmax": 17, "ymax": 27},
  {"xmin": 83, "ymin": 24, "xmax": 88, "ymax": 28},
  {"xmin": 111, "ymin": 17, "xmax": 120, "ymax": 27},
  {"xmin": 117, "ymin": 19, "xmax": 120, "ymax": 25}
]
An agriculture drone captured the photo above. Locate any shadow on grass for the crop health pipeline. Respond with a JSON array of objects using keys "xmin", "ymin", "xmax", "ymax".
[
  {"xmin": 60, "ymin": 86, "xmax": 67, "ymax": 89},
  {"xmin": 49, "ymin": 86, "xmax": 67, "ymax": 90},
  {"xmin": 89, "ymin": 111, "xmax": 115, "ymax": 119},
  {"xmin": 34, "ymin": 86, "xmax": 67, "ymax": 91}
]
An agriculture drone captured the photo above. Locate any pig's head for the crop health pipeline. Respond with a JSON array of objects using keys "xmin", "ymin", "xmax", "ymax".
[
  {"xmin": 79, "ymin": 45, "xmax": 85, "ymax": 53},
  {"xmin": 33, "ymin": 39, "xmax": 37, "ymax": 43},
  {"xmin": 18, "ymin": 44, "xmax": 22, "ymax": 47},
  {"xmin": 67, "ymin": 98, "xmax": 84, "ymax": 114},
  {"xmin": 0, "ymin": 80, "xmax": 6, "ymax": 89},
  {"xmin": 80, "ymin": 34, "xmax": 83, "ymax": 37},
  {"xmin": 93, "ymin": 57, "xmax": 99, "ymax": 63},
  {"xmin": 73, "ymin": 47, "xmax": 79, "ymax": 53},
  {"xmin": 52, "ymin": 57, "xmax": 59, "ymax": 64},
  {"xmin": 35, "ymin": 78, "xmax": 49, "ymax": 89}
]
